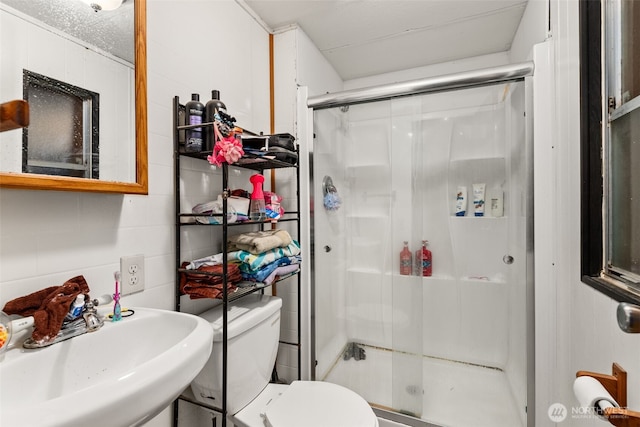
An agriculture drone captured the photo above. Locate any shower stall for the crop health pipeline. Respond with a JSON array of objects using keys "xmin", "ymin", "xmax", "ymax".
[{"xmin": 303, "ymin": 63, "xmax": 534, "ymax": 427}]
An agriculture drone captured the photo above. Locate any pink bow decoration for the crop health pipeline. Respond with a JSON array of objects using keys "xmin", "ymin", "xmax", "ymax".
[{"xmin": 207, "ymin": 122, "xmax": 244, "ymax": 167}]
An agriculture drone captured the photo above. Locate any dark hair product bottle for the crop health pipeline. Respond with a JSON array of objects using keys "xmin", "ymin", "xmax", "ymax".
[
  {"xmin": 185, "ymin": 93, "xmax": 205, "ymax": 152},
  {"xmin": 205, "ymin": 90, "xmax": 227, "ymax": 151}
]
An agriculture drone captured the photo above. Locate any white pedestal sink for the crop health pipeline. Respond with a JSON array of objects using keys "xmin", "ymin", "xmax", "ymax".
[{"xmin": 1, "ymin": 307, "xmax": 213, "ymax": 427}]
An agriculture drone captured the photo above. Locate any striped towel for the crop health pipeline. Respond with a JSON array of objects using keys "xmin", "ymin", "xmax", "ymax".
[{"xmin": 228, "ymin": 240, "xmax": 300, "ymax": 272}]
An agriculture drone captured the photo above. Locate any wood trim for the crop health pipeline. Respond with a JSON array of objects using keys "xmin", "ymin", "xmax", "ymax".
[
  {"xmin": 135, "ymin": 0, "xmax": 149, "ymax": 194},
  {"xmin": 0, "ymin": 172, "xmax": 147, "ymax": 193}
]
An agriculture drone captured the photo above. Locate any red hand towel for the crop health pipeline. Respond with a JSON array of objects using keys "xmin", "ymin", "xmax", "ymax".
[
  {"xmin": 3, "ymin": 275, "xmax": 91, "ymax": 343},
  {"xmin": 180, "ymin": 262, "xmax": 240, "ymax": 300}
]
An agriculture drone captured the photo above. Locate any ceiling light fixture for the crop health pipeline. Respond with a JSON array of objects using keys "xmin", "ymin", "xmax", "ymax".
[{"xmin": 82, "ymin": 0, "xmax": 124, "ymax": 12}]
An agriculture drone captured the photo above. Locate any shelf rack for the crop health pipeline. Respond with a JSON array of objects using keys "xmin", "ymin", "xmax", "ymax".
[{"xmin": 172, "ymin": 96, "xmax": 301, "ymax": 427}]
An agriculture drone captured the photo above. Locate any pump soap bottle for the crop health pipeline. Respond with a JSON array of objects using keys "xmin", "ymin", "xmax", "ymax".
[
  {"xmin": 185, "ymin": 93, "xmax": 205, "ymax": 152},
  {"xmin": 205, "ymin": 90, "xmax": 227, "ymax": 152}
]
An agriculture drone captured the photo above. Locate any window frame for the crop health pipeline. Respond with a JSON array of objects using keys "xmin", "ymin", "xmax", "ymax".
[
  {"xmin": 22, "ymin": 70, "xmax": 100, "ymax": 179},
  {"xmin": 580, "ymin": 0, "xmax": 640, "ymax": 304}
]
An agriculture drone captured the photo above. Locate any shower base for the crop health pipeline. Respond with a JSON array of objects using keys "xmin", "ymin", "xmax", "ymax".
[{"xmin": 323, "ymin": 344, "xmax": 524, "ymax": 427}]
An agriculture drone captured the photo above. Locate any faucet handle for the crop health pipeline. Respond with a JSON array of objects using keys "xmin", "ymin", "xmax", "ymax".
[{"xmin": 92, "ymin": 294, "xmax": 113, "ymax": 307}]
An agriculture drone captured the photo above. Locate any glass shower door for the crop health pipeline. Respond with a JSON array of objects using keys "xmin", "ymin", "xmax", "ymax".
[
  {"xmin": 311, "ymin": 80, "xmax": 529, "ymax": 427},
  {"xmin": 313, "ymin": 98, "xmax": 425, "ymax": 418}
]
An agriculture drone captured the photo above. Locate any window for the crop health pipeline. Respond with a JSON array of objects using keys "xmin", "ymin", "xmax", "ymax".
[
  {"xmin": 23, "ymin": 70, "xmax": 99, "ymax": 179},
  {"xmin": 581, "ymin": 0, "xmax": 640, "ymax": 303}
]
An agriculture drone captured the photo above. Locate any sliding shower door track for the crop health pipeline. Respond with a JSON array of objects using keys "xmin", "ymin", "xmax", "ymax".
[{"xmin": 373, "ymin": 406, "xmax": 440, "ymax": 427}]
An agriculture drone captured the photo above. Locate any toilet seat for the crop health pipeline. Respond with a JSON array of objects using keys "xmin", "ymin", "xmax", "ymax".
[{"xmin": 263, "ymin": 381, "xmax": 378, "ymax": 427}]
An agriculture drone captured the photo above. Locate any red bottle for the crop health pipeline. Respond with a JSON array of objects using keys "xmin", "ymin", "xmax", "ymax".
[
  {"xmin": 415, "ymin": 240, "xmax": 432, "ymax": 277},
  {"xmin": 400, "ymin": 241, "xmax": 412, "ymax": 275}
]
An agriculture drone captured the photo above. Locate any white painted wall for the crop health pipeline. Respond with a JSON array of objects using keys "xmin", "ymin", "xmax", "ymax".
[
  {"xmin": 0, "ymin": 1, "xmax": 270, "ymax": 426},
  {"xmin": 533, "ymin": 1, "xmax": 640, "ymax": 426},
  {"xmin": 509, "ymin": 0, "xmax": 549, "ymax": 63},
  {"xmin": 272, "ymin": 26, "xmax": 343, "ymax": 381}
]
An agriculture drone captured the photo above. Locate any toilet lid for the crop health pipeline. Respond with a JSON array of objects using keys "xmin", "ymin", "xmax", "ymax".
[{"xmin": 264, "ymin": 381, "xmax": 377, "ymax": 427}]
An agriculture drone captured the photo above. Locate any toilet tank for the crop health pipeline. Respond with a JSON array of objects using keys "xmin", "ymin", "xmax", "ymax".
[{"xmin": 190, "ymin": 294, "xmax": 282, "ymax": 415}]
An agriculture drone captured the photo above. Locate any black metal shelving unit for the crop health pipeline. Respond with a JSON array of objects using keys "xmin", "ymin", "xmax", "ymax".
[{"xmin": 172, "ymin": 96, "xmax": 301, "ymax": 427}]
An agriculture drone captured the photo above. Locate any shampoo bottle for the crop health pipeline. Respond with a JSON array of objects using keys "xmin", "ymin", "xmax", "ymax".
[
  {"xmin": 455, "ymin": 186, "xmax": 467, "ymax": 216},
  {"xmin": 489, "ymin": 187, "xmax": 504, "ymax": 217},
  {"xmin": 473, "ymin": 183, "xmax": 486, "ymax": 217},
  {"xmin": 185, "ymin": 93, "xmax": 204, "ymax": 152},
  {"xmin": 415, "ymin": 240, "xmax": 432, "ymax": 277},
  {"xmin": 400, "ymin": 241, "xmax": 412, "ymax": 275},
  {"xmin": 205, "ymin": 90, "xmax": 227, "ymax": 151}
]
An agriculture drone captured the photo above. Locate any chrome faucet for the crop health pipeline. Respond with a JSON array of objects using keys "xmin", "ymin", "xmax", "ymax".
[{"xmin": 22, "ymin": 297, "xmax": 107, "ymax": 349}]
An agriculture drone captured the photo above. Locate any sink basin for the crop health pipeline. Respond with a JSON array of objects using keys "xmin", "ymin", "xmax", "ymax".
[{"xmin": 1, "ymin": 307, "xmax": 213, "ymax": 427}]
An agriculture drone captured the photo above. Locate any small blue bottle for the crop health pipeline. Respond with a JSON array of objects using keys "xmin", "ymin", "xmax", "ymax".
[{"xmin": 65, "ymin": 294, "xmax": 85, "ymax": 321}]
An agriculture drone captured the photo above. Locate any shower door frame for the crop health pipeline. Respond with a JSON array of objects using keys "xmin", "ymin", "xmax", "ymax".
[{"xmin": 301, "ymin": 62, "xmax": 536, "ymax": 427}]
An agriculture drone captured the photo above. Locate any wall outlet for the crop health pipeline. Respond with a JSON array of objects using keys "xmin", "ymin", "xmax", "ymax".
[{"xmin": 120, "ymin": 254, "xmax": 145, "ymax": 296}]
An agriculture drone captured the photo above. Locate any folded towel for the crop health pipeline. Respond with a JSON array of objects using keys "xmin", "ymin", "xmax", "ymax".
[
  {"xmin": 228, "ymin": 229, "xmax": 293, "ymax": 254},
  {"xmin": 185, "ymin": 253, "xmax": 224, "ymax": 270},
  {"xmin": 263, "ymin": 264, "xmax": 300, "ymax": 286},
  {"xmin": 239, "ymin": 255, "xmax": 301, "ymax": 281},
  {"xmin": 242, "ymin": 263, "xmax": 300, "ymax": 286},
  {"xmin": 180, "ymin": 262, "xmax": 241, "ymax": 300},
  {"xmin": 2, "ymin": 276, "xmax": 90, "ymax": 343},
  {"xmin": 228, "ymin": 240, "xmax": 301, "ymax": 272}
]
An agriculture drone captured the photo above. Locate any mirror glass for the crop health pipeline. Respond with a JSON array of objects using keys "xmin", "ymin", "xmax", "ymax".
[{"xmin": 0, "ymin": 0, "xmax": 147, "ymax": 193}]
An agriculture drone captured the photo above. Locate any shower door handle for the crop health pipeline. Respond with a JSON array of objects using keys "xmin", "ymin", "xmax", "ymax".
[{"xmin": 617, "ymin": 303, "xmax": 640, "ymax": 333}]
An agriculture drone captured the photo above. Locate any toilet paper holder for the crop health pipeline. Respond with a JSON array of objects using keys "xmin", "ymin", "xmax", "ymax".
[{"xmin": 576, "ymin": 363, "xmax": 640, "ymax": 427}]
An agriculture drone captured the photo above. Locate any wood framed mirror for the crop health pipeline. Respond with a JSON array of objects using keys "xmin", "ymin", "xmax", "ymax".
[{"xmin": 0, "ymin": 0, "xmax": 147, "ymax": 194}]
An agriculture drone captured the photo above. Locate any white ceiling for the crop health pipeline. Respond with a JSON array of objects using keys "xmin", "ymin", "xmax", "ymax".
[
  {"xmin": 244, "ymin": 0, "xmax": 529, "ymax": 80},
  {"xmin": 2, "ymin": 0, "xmax": 528, "ymax": 80}
]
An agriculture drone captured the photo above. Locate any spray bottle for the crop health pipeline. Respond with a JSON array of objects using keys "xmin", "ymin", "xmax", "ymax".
[{"xmin": 249, "ymin": 174, "xmax": 266, "ymax": 221}]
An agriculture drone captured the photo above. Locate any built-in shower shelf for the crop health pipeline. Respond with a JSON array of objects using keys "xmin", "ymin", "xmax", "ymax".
[
  {"xmin": 393, "ymin": 274, "xmax": 456, "ymax": 281},
  {"xmin": 449, "ymin": 155, "xmax": 506, "ymax": 163},
  {"xmin": 345, "ymin": 270, "xmax": 506, "ymax": 284},
  {"xmin": 347, "ymin": 268, "xmax": 457, "ymax": 281},
  {"xmin": 459, "ymin": 276, "xmax": 506, "ymax": 285},
  {"xmin": 346, "ymin": 163, "xmax": 390, "ymax": 170},
  {"xmin": 347, "ymin": 267, "xmax": 385, "ymax": 274},
  {"xmin": 346, "ymin": 214, "xmax": 389, "ymax": 219},
  {"xmin": 449, "ymin": 216, "xmax": 508, "ymax": 220}
]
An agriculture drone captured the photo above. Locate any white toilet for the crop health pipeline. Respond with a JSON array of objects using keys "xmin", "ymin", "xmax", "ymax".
[{"xmin": 191, "ymin": 294, "xmax": 379, "ymax": 427}]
